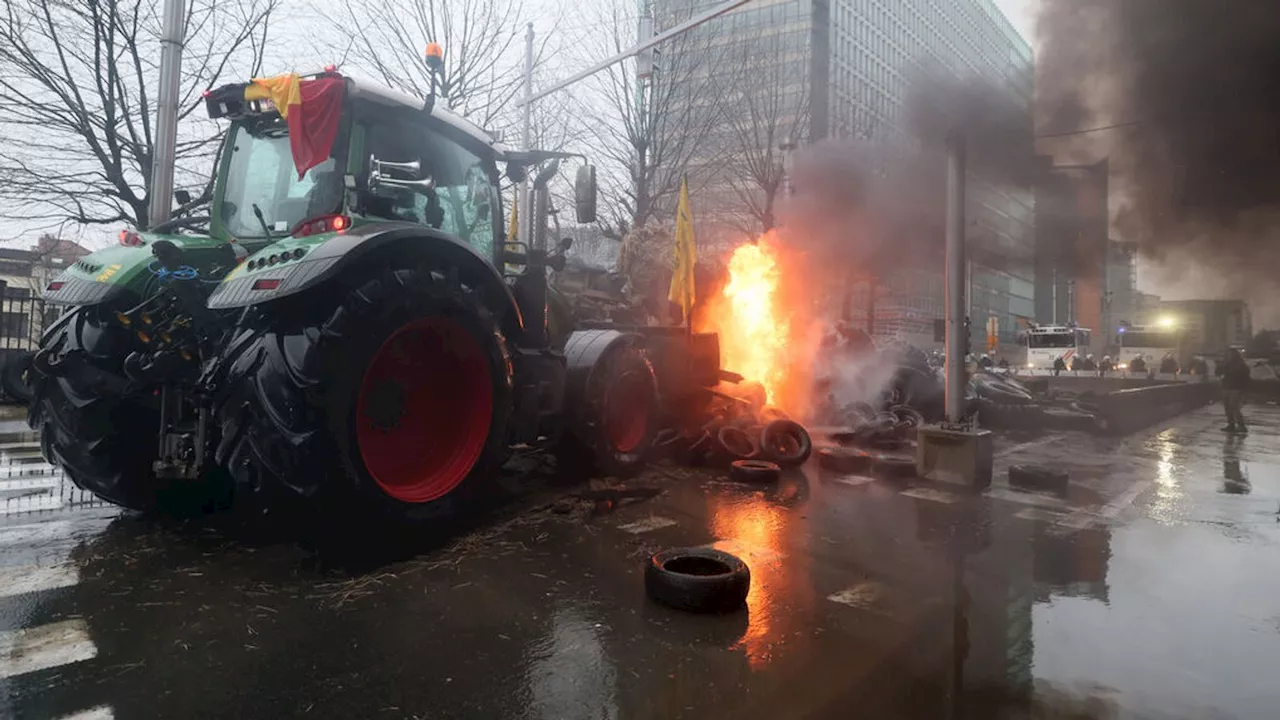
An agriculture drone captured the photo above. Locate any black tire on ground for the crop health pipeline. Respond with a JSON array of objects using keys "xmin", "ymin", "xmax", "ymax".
[
  {"xmin": 558, "ymin": 337, "xmax": 659, "ymax": 479},
  {"xmin": 758, "ymin": 419, "xmax": 812, "ymax": 467},
  {"xmin": 728, "ymin": 459, "xmax": 781, "ymax": 484},
  {"xmin": 716, "ymin": 425, "xmax": 760, "ymax": 461},
  {"xmin": 2, "ymin": 351, "xmax": 35, "ymax": 405},
  {"xmin": 644, "ymin": 547, "xmax": 751, "ymax": 613},
  {"xmin": 818, "ymin": 447, "xmax": 873, "ymax": 474},
  {"xmin": 27, "ymin": 307, "xmax": 199, "ymax": 512},
  {"xmin": 212, "ymin": 264, "xmax": 514, "ymax": 524},
  {"xmin": 872, "ymin": 454, "xmax": 917, "ymax": 478}
]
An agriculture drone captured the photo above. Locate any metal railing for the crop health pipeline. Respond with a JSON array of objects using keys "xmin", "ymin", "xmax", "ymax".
[
  {"xmin": 0, "ymin": 289, "xmax": 106, "ymax": 515},
  {"xmin": 0, "ymin": 286, "xmax": 52, "ymax": 352},
  {"xmin": 0, "ymin": 430, "xmax": 107, "ymax": 516}
]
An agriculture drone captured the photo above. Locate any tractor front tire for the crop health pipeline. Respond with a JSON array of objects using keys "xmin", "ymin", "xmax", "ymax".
[
  {"xmin": 213, "ymin": 265, "xmax": 513, "ymax": 525},
  {"xmin": 27, "ymin": 307, "xmax": 175, "ymax": 512}
]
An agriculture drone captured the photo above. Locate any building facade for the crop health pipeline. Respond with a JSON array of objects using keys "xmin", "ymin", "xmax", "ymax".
[
  {"xmin": 1103, "ymin": 240, "xmax": 1138, "ymax": 345},
  {"xmin": 1033, "ymin": 159, "xmax": 1110, "ymax": 353},
  {"xmin": 656, "ymin": 0, "xmax": 1035, "ymax": 353},
  {"xmin": 0, "ymin": 238, "xmax": 90, "ymax": 351}
]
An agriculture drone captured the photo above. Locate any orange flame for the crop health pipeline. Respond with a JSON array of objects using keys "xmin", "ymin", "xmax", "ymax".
[{"xmin": 698, "ymin": 230, "xmax": 795, "ymax": 408}]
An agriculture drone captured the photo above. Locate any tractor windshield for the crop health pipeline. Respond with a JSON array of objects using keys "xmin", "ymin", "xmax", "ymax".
[
  {"xmin": 220, "ymin": 123, "xmax": 344, "ymax": 239},
  {"xmin": 361, "ymin": 116, "xmax": 500, "ymax": 260}
]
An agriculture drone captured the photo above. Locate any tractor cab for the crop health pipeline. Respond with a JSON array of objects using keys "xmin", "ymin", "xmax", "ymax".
[{"xmin": 206, "ymin": 72, "xmax": 509, "ymax": 266}]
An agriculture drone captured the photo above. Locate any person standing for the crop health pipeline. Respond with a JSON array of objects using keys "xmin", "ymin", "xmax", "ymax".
[{"xmin": 1221, "ymin": 348, "xmax": 1251, "ymax": 433}]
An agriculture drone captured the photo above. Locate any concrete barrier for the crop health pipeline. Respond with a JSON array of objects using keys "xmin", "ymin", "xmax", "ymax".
[
  {"xmin": 1251, "ymin": 379, "xmax": 1280, "ymax": 405},
  {"xmin": 1088, "ymin": 381, "xmax": 1219, "ymax": 435}
]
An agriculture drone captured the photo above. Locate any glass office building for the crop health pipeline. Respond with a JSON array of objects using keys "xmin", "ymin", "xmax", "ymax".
[{"xmin": 656, "ymin": 0, "xmax": 1036, "ymax": 351}]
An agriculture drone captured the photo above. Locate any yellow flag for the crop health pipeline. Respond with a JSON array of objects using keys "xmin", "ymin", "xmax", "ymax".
[
  {"xmin": 245, "ymin": 73, "xmax": 302, "ymax": 119},
  {"xmin": 668, "ymin": 177, "xmax": 697, "ymax": 320}
]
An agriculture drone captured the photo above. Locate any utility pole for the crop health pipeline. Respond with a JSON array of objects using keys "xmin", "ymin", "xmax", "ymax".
[
  {"xmin": 519, "ymin": 22, "xmax": 534, "ymax": 245},
  {"xmin": 944, "ymin": 133, "xmax": 967, "ymax": 424},
  {"xmin": 1051, "ymin": 268, "xmax": 1058, "ymax": 324},
  {"xmin": 148, "ymin": 0, "xmax": 187, "ymax": 228},
  {"xmin": 865, "ymin": 277, "xmax": 876, "ymax": 338}
]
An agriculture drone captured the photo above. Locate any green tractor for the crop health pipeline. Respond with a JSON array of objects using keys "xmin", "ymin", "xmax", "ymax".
[{"xmin": 29, "ymin": 70, "xmax": 718, "ymax": 523}]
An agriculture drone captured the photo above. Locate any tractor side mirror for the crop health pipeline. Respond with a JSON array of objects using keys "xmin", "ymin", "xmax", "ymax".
[
  {"xmin": 174, "ymin": 189, "xmax": 192, "ymax": 206},
  {"xmin": 575, "ymin": 165, "xmax": 597, "ymax": 224},
  {"xmin": 558, "ymin": 237, "xmax": 573, "ymax": 252}
]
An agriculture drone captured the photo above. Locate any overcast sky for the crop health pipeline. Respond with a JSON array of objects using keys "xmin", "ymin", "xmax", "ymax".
[{"xmin": 993, "ymin": 0, "xmax": 1039, "ymax": 47}]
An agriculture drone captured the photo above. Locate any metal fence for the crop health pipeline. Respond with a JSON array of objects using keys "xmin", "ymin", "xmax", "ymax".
[
  {"xmin": 0, "ymin": 284, "xmax": 54, "ymax": 352},
  {"xmin": 0, "ymin": 429, "xmax": 106, "ymax": 516},
  {"xmin": 0, "ymin": 287, "xmax": 106, "ymax": 515}
]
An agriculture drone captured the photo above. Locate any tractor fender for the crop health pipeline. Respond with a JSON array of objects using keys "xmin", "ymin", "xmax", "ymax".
[
  {"xmin": 207, "ymin": 222, "xmax": 523, "ymax": 331},
  {"xmin": 562, "ymin": 329, "xmax": 648, "ymax": 422}
]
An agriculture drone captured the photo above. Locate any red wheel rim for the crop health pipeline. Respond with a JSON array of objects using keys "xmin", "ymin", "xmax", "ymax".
[
  {"xmin": 605, "ymin": 370, "xmax": 652, "ymax": 453},
  {"xmin": 356, "ymin": 317, "xmax": 493, "ymax": 503}
]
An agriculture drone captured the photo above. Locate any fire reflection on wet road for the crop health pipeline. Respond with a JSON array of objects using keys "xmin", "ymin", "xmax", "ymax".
[{"xmin": 706, "ymin": 475, "xmax": 815, "ymax": 669}]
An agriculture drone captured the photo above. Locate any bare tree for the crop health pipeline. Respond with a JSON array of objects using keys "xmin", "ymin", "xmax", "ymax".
[
  {"xmin": 322, "ymin": 0, "xmax": 546, "ymax": 132},
  {"xmin": 576, "ymin": 1, "xmax": 728, "ymax": 239},
  {"xmin": 0, "ymin": 0, "xmax": 277, "ymax": 233},
  {"xmin": 718, "ymin": 32, "xmax": 811, "ymax": 235}
]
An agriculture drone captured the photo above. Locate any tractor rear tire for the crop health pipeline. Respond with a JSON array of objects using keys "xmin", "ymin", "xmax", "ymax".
[
  {"xmin": 27, "ymin": 307, "xmax": 184, "ymax": 512},
  {"xmin": 212, "ymin": 265, "xmax": 513, "ymax": 525}
]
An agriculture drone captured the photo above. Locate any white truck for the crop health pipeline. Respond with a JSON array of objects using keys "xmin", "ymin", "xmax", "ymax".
[
  {"xmin": 1117, "ymin": 325, "xmax": 1182, "ymax": 372},
  {"xmin": 1025, "ymin": 324, "xmax": 1092, "ymax": 373}
]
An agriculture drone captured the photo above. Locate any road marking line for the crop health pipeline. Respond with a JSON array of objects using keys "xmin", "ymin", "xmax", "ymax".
[
  {"xmin": 57, "ymin": 706, "xmax": 114, "ymax": 720},
  {"xmin": 996, "ymin": 436, "xmax": 1060, "ymax": 458},
  {"xmin": 1014, "ymin": 507, "xmax": 1067, "ymax": 523},
  {"xmin": 1097, "ymin": 479, "xmax": 1154, "ymax": 521},
  {"xmin": 1055, "ymin": 479, "xmax": 1155, "ymax": 531},
  {"xmin": 0, "ymin": 520, "xmax": 74, "ymax": 548},
  {"xmin": 985, "ymin": 486, "xmax": 1069, "ymax": 509},
  {"xmin": 0, "ymin": 619, "xmax": 97, "ymax": 680},
  {"xmin": 828, "ymin": 582, "xmax": 886, "ymax": 609},
  {"xmin": 617, "ymin": 516, "xmax": 678, "ymax": 534},
  {"xmin": 0, "ymin": 564, "xmax": 79, "ymax": 599},
  {"xmin": 901, "ymin": 487, "xmax": 960, "ymax": 504},
  {"xmin": 830, "ymin": 475, "xmax": 876, "ymax": 488}
]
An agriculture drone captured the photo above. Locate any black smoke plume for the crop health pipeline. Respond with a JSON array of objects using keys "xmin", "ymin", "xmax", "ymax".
[{"xmin": 1038, "ymin": 1, "xmax": 1280, "ymax": 324}]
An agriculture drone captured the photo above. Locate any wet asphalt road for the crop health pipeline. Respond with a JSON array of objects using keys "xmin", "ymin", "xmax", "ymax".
[{"xmin": 2, "ymin": 405, "xmax": 1280, "ymax": 719}]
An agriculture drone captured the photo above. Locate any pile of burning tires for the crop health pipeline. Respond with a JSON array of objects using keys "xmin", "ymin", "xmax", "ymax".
[
  {"xmin": 653, "ymin": 379, "xmax": 814, "ymax": 482},
  {"xmin": 828, "ymin": 402, "xmax": 925, "ymax": 449},
  {"xmin": 655, "ymin": 410, "xmax": 813, "ymax": 471}
]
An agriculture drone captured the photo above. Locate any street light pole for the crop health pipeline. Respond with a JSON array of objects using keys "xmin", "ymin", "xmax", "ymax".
[
  {"xmin": 148, "ymin": 0, "xmax": 187, "ymax": 228},
  {"xmin": 519, "ymin": 22, "xmax": 534, "ymax": 244},
  {"xmin": 944, "ymin": 133, "xmax": 967, "ymax": 424}
]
